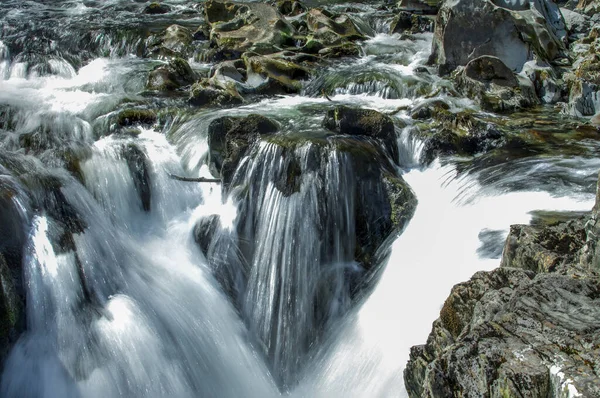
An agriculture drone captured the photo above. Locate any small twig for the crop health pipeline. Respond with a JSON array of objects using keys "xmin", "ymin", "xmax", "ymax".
[{"xmin": 168, "ymin": 173, "xmax": 221, "ymax": 183}]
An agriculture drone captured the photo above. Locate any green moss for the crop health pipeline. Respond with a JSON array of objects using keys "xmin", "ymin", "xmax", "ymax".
[
  {"xmin": 117, "ymin": 109, "xmax": 157, "ymax": 127},
  {"xmin": 440, "ymin": 298, "xmax": 462, "ymax": 337}
]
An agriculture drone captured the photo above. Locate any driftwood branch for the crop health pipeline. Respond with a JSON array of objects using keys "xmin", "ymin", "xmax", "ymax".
[{"xmin": 168, "ymin": 173, "xmax": 221, "ymax": 183}]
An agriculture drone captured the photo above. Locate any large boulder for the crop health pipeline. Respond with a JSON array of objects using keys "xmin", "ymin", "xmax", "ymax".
[
  {"xmin": 205, "ymin": 0, "xmax": 296, "ymax": 53},
  {"xmin": 454, "ymin": 56, "xmax": 540, "ymax": 112},
  {"xmin": 430, "ymin": 0, "xmax": 568, "ymax": 75},
  {"xmin": 405, "ymin": 175, "xmax": 600, "ymax": 397},
  {"xmin": 199, "ymin": 125, "xmax": 416, "ymax": 389}
]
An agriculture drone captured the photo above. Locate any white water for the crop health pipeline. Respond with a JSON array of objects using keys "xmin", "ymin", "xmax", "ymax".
[
  {"xmin": 1, "ymin": 6, "xmax": 598, "ymax": 396},
  {"xmin": 293, "ymin": 161, "xmax": 594, "ymax": 397}
]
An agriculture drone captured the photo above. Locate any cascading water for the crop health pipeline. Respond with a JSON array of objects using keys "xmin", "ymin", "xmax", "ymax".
[{"xmin": 1, "ymin": 1, "xmax": 599, "ymax": 397}]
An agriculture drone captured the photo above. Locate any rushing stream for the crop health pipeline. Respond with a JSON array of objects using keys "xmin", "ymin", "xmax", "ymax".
[{"xmin": 1, "ymin": 1, "xmax": 599, "ymax": 397}]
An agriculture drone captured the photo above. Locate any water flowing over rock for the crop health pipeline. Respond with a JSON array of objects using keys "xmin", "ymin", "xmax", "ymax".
[
  {"xmin": 430, "ymin": 0, "xmax": 568, "ymax": 74},
  {"xmin": 2, "ymin": 0, "xmax": 600, "ymax": 395},
  {"xmin": 199, "ymin": 110, "xmax": 416, "ymax": 389}
]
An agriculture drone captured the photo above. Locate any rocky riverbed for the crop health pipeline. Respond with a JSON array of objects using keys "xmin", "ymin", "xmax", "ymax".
[{"xmin": 0, "ymin": 0, "xmax": 600, "ymax": 396}]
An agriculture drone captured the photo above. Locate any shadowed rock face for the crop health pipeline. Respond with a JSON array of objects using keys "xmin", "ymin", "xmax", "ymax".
[
  {"xmin": 404, "ymin": 174, "xmax": 600, "ymax": 398},
  {"xmin": 430, "ymin": 0, "xmax": 568, "ymax": 74}
]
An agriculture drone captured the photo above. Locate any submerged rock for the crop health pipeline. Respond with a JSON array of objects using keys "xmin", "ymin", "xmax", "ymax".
[{"xmin": 430, "ymin": 0, "xmax": 568, "ymax": 75}]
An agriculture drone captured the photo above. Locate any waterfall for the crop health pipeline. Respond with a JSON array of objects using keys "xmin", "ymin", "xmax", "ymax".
[{"xmin": 1, "ymin": 1, "xmax": 599, "ymax": 396}]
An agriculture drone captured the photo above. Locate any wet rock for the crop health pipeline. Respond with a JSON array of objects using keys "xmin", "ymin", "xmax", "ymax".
[
  {"xmin": 0, "ymin": 253, "xmax": 22, "ymax": 367},
  {"xmin": 317, "ymin": 42, "xmax": 360, "ymax": 58},
  {"xmin": 189, "ymin": 79, "xmax": 243, "ymax": 107},
  {"xmin": 156, "ymin": 25, "xmax": 193, "ymax": 57},
  {"xmin": 405, "ymin": 175, "xmax": 600, "ymax": 398},
  {"xmin": 276, "ymin": 0, "xmax": 306, "ymax": 16},
  {"xmin": 116, "ymin": 109, "xmax": 157, "ymax": 127},
  {"xmin": 522, "ymin": 61, "xmax": 563, "ymax": 104},
  {"xmin": 194, "ymin": 214, "xmax": 221, "ymax": 255},
  {"xmin": 0, "ymin": 181, "xmax": 27, "ymax": 278},
  {"xmin": 205, "ymin": 0, "xmax": 296, "ymax": 54},
  {"xmin": 322, "ymin": 106, "xmax": 399, "ymax": 163},
  {"xmin": 206, "ymin": 114, "xmax": 279, "ymax": 184},
  {"xmin": 143, "ymin": 2, "xmax": 171, "ymax": 15},
  {"xmin": 243, "ymin": 54, "xmax": 311, "ymax": 94},
  {"xmin": 409, "ymin": 99, "xmax": 449, "ymax": 120},
  {"xmin": 305, "ymin": 9, "xmax": 365, "ymax": 46},
  {"xmin": 397, "ymin": 0, "xmax": 439, "ymax": 14},
  {"xmin": 121, "ymin": 144, "xmax": 152, "ymax": 212},
  {"xmin": 146, "ymin": 58, "xmax": 197, "ymax": 91},
  {"xmin": 455, "ymin": 56, "xmax": 540, "ymax": 112},
  {"xmin": 430, "ymin": 0, "xmax": 568, "ymax": 75},
  {"xmin": 417, "ymin": 110, "xmax": 507, "ymax": 162},
  {"xmin": 390, "ymin": 12, "xmax": 434, "ymax": 35}
]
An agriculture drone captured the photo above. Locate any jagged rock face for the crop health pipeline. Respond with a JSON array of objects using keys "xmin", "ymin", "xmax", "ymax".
[
  {"xmin": 405, "ymin": 266, "xmax": 600, "ymax": 398},
  {"xmin": 430, "ymin": 0, "xmax": 568, "ymax": 74},
  {"xmin": 565, "ymin": 26, "xmax": 600, "ymax": 116},
  {"xmin": 405, "ymin": 175, "xmax": 600, "ymax": 397},
  {"xmin": 577, "ymin": 0, "xmax": 600, "ymax": 15}
]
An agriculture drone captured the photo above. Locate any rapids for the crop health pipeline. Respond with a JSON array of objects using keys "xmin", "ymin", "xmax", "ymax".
[{"xmin": 0, "ymin": 1, "xmax": 598, "ymax": 397}]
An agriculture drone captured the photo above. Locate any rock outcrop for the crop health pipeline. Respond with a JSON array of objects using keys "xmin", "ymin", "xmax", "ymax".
[
  {"xmin": 430, "ymin": 0, "xmax": 568, "ymax": 75},
  {"xmin": 405, "ymin": 174, "xmax": 600, "ymax": 398}
]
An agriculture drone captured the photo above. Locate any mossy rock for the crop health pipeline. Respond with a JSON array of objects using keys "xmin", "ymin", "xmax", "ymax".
[
  {"xmin": 323, "ymin": 106, "xmax": 399, "ymax": 162},
  {"xmin": 116, "ymin": 109, "xmax": 157, "ymax": 127},
  {"xmin": 189, "ymin": 79, "xmax": 243, "ymax": 107},
  {"xmin": 143, "ymin": 2, "xmax": 171, "ymax": 15},
  {"xmin": 243, "ymin": 55, "xmax": 311, "ymax": 93}
]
